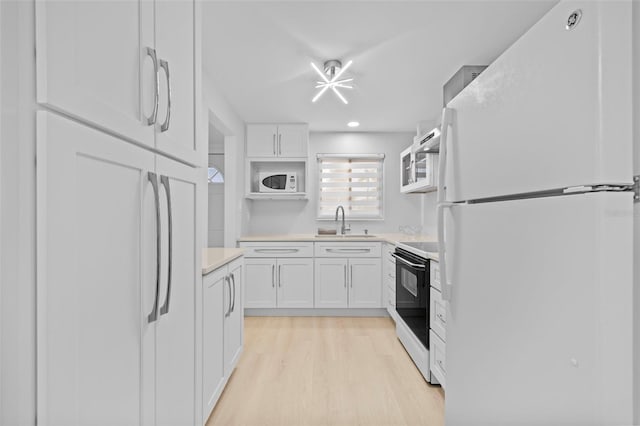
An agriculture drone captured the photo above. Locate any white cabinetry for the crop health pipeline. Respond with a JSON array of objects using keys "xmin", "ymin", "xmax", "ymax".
[
  {"xmin": 314, "ymin": 258, "xmax": 348, "ymax": 308},
  {"xmin": 314, "ymin": 243, "xmax": 382, "ymax": 308},
  {"xmin": 246, "ymin": 123, "xmax": 308, "ymax": 158},
  {"xmin": 37, "ymin": 112, "xmax": 201, "ymax": 426},
  {"xmin": 224, "ymin": 259, "xmax": 244, "ymax": 377},
  {"xmin": 241, "ymin": 243, "xmax": 314, "ymax": 308},
  {"xmin": 35, "ymin": 0, "xmax": 203, "ymax": 165},
  {"xmin": 382, "ymin": 243, "xmax": 397, "ymax": 319},
  {"xmin": 277, "ymin": 258, "xmax": 314, "ymax": 308},
  {"xmin": 202, "ymin": 257, "xmax": 244, "ymax": 424},
  {"xmin": 428, "ymin": 259, "xmax": 446, "ymax": 388},
  {"xmin": 202, "ymin": 268, "xmax": 225, "ymax": 424}
]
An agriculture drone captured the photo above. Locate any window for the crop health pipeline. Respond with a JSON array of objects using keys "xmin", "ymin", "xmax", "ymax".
[
  {"xmin": 317, "ymin": 154, "xmax": 384, "ymax": 220},
  {"xmin": 207, "ymin": 167, "xmax": 224, "ymax": 184}
]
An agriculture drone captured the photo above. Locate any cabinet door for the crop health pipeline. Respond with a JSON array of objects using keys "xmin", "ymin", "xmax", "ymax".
[
  {"xmin": 244, "ymin": 258, "xmax": 277, "ymax": 308},
  {"xmin": 36, "ymin": 112, "xmax": 156, "ymax": 426},
  {"xmin": 314, "ymin": 259, "xmax": 348, "ymax": 308},
  {"xmin": 155, "ymin": 156, "xmax": 200, "ymax": 426},
  {"xmin": 154, "ymin": 0, "xmax": 198, "ymax": 165},
  {"xmin": 277, "ymin": 124, "xmax": 308, "ymax": 158},
  {"xmin": 202, "ymin": 268, "xmax": 225, "ymax": 422},
  {"xmin": 224, "ymin": 260, "xmax": 244, "ymax": 376},
  {"xmin": 35, "ymin": 0, "xmax": 155, "ymax": 147},
  {"xmin": 348, "ymin": 259, "xmax": 382, "ymax": 308},
  {"xmin": 246, "ymin": 124, "xmax": 278, "ymax": 157},
  {"xmin": 277, "ymin": 259, "xmax": 314, "ymax": 308}
]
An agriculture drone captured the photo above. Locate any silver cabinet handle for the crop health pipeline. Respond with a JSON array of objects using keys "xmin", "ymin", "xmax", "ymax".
[
  {"xmin": 159, "ymin": 175, "xmax": 172, "ymax": 316},
  {"xmin": 271, "ymin": 264, "xmax": 275, "ymax": 288},
  {"xmin": 278, "ymin": 134, "xmax": 282, "ymax": 155},
  {"xmin": 272, "ymin": 134, "xmax": 276, "ymax": 155},
  {"xmin": 230, "ymin": 272, "xmax": 236, "ymax": 313},
  {"xmin": 344, "ymin": 265, "xmax": 347, "ymax": 288},
  {"xmin": 437, "ymin": 359, "xmax": 446, "ymax": 373},
  {"xmin": 326, "ymin": 248, "xmax": 371, "ymax": 254},
  {"xmin": 144, "ymin": 47, "xmax": 159, "ymax": 125},
  {"xmin": 255, "ymin": 248, "xmax": 299, "ymax": 254},
  {"xmin": 350, "ymin": 265, "xmax": 353, "ymax": 288},
  {"xmin": 278, "ymin": 265, "xmax": 282, "ymax": 287},
  {"xmin": 159, "ymin": 59, "xmax": 171, "ymax": 132},
  {"xmin": 224, "ymin": 276, "xmax": 232, "ymax": 318},
  {"xmin": 437, "ymin": 312, "xmax": 446, "ymax": 324},
  {"xmin": 391, "ymin": 253, "xmax": 426, "ymax": 269},
  {"xmin": 147, "ymin": 172, "xmax": 161, "ymax": 323}
]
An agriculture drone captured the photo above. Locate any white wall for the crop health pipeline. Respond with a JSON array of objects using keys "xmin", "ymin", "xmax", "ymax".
[
  {"xmin": 0, "ymin": 1, "xmax": 37, "ymax": 424},
  {"xmin": 245, "ymin": 132, "xmax": 437, "ymax": 236},
  {"xmin": 201, "ymin": 73, "xmax": 247, "ymax": 247}
]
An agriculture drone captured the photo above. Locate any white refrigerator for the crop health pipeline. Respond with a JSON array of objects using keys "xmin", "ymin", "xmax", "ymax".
[{"xmin": 436, "ymin": 1, "xmax": 636, "ymax": 425}]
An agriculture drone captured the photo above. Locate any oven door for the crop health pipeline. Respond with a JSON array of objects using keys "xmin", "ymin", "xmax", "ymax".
[{"xmin": 394, "ymin": 250, "xmax": 428, "ymax": 348}]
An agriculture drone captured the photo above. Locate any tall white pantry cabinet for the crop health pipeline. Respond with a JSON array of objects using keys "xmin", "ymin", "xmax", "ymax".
[{"xmin": 35, "ymin": 1, "xmax": 206, "ymax": 425}]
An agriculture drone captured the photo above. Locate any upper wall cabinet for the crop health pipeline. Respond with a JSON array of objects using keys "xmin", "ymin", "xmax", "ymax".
[
  {"xmin": 35, "ymin": 0, "xmax": 203, "ymax": 166},
  {"xmin": 246, "ymin": 123, "xmax": 308, "ymax": 158}
]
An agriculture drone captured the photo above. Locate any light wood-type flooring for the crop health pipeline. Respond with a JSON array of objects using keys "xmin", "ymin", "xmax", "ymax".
[{"xmin": 207, "ymin": 316, "xmax": 444, "ymax": 426}]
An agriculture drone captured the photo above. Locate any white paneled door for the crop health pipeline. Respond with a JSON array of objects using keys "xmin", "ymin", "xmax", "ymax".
[
  {"xmin": 154, "ymin": 155, "xmax": 199, "ymax": 426},
  {"xmin": 154, "ymin": 0, "xmax": 196, "ymax": 164},
  {"xmin": 35, "ymin": 0, "xmax": 155, "ymax": 147},
  {"xmin": 224, "ymin": 260, "xmax": 244, "ymax": 377},
  {"xmin": 314, "ymin": 259, "xmax": 348, "ymax": 308},
  {"xmin": 36, "ymin": 112, "xmax": 156, "ymax": 426},
  {"xmin": 348, "ymin": 259, "xmax": 382, "ymax": 308},
  {"xmin": 277, "ymin": 259, "xmax": 314, "ymax": 308},
  {"xmin": 244, "ymin": 259, "xmax": 277, "ymax": 308}
]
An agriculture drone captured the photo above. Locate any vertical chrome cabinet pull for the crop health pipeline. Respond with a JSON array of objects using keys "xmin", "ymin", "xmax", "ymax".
[
  {"xmin": 350, "ymin": 265, "xmax": 353, "ymax": 288},
  {"xmin": 225, "ymin": 276, "xmax": 232, "ymax": 317},
  {"xmin": 230, "ymin": 273, "xmax": 236, "ymax": 313},
  {"xmin": 344, "ymin": 265, "xmax": 347, "ymax": 288},
  {"xmin": 271, "ymin": 265, "xmax": 275, "ymax": 287},
  {"xmin": 147, "ymin": 172, "xmax": 161, "ymax": 323},
  {"xmin": 159, "ymin": 60, "xmax": 171, "ymax": 132},
  {"xmin": 278, "ymin": 134, "xmax": 282, "ymax": 155},
  {"xmin": 272, "ymin": 134, "xmax": 276, "ymax": 155},
  {"xmin": 144, "ymin": 47, "xmax": 159, "ymax": 125},
  {"xmin": 278, "ymin": 265, "xmax": 282, "ymax": 288},
  {"xmin": 159, "ymin": 175, "xmax": 173, "ymax": 316}
]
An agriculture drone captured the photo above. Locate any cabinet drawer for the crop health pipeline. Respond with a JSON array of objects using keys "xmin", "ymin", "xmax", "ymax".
[
  {"xmin": 314, "ymin": 242, "xmax": 381, "ymax": 258},
  {"xmin": 430, "ymin": 330, "xmax": 446, "ymax": 389},
  {"xmin": 239, "ymin": 242, "xmax": 314, "ymax": 258},
  {"xmin": 430, "ymin": 287, "xmax": 446, "ymax": 342},
  {"xmin": 430, "ymin": 260, "xmax": 441, "ymax": 291}
]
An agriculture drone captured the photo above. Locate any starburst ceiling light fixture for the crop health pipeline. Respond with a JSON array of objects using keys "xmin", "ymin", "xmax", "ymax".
[{"xmin": 311, "ymin": 59, "xmax": 353, "ymax": 104}]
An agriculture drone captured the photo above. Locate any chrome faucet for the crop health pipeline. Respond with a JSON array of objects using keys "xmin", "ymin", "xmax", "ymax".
[{"xmin": 335, "ymin": 205, "xmax": 349, "ymax": 235}]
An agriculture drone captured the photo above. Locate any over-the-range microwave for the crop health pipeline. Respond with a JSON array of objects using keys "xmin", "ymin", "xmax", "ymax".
[{"xmin": 258, "ymin": 172, "xmax": 298, "ymax": 193}]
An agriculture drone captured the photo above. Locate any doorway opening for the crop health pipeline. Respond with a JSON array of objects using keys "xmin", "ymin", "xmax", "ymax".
[{"xmin": 207, "ymin": 123, "xmax": 226, "ymax": 247}]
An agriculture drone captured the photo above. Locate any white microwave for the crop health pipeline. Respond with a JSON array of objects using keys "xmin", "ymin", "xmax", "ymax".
[{"xmin": 258, "ymin": 172, "xmax": 298, "ymax": 193}]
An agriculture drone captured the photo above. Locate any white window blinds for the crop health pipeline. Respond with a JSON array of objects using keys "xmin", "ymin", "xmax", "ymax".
[{"xmin": 317, "ymin": 154, "xmax": 385, "ymax": 219}]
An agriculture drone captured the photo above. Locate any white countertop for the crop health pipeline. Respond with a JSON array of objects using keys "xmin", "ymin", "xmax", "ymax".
[
  {"xmin": 202, "ymin": 248, "xmax": 245, "ymax": 275},
  {"xmin": 237, "ymin": 233, "xmax": 437, "ymax": 245}
]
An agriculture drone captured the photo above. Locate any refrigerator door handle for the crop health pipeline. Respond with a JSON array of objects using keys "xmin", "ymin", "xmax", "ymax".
[
  {"xmin": 437, "ymin": 107, "xmax": 454, "ymax": 204},
  {"xmin": 437, "ymin": 202, "xmax": 455, "ymax": 301}
]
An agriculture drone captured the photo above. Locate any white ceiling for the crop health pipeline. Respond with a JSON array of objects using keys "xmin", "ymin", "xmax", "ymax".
[{"xmin": 202, "ymin": 1, "xmax": 556, "ymax": 132}]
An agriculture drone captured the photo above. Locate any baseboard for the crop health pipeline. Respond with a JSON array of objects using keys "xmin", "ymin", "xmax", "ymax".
[{"xmin": 244, "ymin": 308, "xmax": 389, "ymax": 317}]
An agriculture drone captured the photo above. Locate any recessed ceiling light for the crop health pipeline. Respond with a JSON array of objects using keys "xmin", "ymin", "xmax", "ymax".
[{"xmin": 347, "ymin": 121, "xmax": 360, "ymax": 128}]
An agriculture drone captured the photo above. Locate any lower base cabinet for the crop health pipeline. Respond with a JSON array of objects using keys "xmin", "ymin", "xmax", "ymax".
[
  {"xmin": 244, "ymin": 258, "xmax": 314, "ymax": 308},
  {"xmin": 314, "ymin": 258, "xmax": 382, "ymax": 308},
  {"xmin": 202, "ymin": 257, "xmax": 244, "ymax": 424}
]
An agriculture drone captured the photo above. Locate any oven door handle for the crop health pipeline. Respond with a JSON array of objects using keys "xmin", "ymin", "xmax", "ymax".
[{"xmin": 391, "ymin": 253, "xmax": 426, "ymax": 270}]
